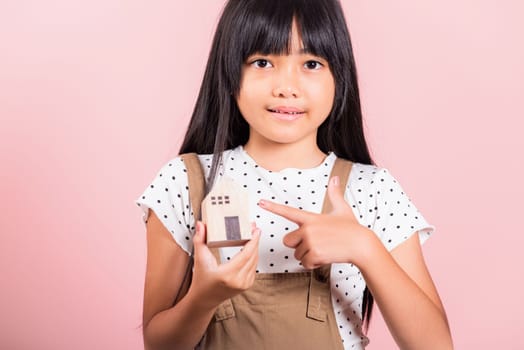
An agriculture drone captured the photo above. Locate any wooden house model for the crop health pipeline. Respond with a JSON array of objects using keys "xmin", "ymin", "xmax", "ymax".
[{"xmin": 201, "ymin": 177, "xmax": 251, "ymax": 247}]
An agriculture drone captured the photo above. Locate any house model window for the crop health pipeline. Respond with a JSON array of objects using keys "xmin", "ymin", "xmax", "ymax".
[
  {"xmin": 211, "ymin": 196, "xmax": 230, "ymax": 205},
  {"xmin": 201, "ymin": 177, "xmax": 251, "ymax": 247}
]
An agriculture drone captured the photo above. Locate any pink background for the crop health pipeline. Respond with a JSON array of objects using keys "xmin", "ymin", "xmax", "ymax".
[{"xmin": 1, "ymin": 0, "xmax": 523, "ymax": 349}]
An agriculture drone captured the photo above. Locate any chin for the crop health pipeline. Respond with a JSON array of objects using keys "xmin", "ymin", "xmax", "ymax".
[{"xmin": 264, "ymin": 133, "xmax": 308, "ymax": 145}]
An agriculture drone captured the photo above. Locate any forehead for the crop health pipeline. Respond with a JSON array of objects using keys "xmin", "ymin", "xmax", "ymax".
[
  {"xmin": 243, "ymin": 17, "xmax": 318, "ymax": 58},
  {"xmin": 288, "ymin": 21, "xmax": 305, "ymax": 52}
]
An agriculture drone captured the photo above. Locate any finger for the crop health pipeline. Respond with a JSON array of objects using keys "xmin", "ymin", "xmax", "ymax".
[
  {"xmin": 243, "ymin": 228, "xmax": 261, "ymax": 252},
  {"xmin": 241, "ymin": 236, "xmax": 259, "ymax": 267},
  {"xmin": 295, "ymin": 245, "xmax": 327, "ymax": 270},
  {"xmin": 258, "ymin": 199, "xmax": 313, "ymax": 224},
  {"xmin": 238, "ymin": 249, "xmax": 258, "ymax": 276},
  {"xmin": 192, "ymin": 221, "xmax": 205, "ymax": 246},
  {"xmin": 192, "ymin": 222, "xmax": 218, "ymax": 269},
  {"xmin": 238, "ymin": 233, "xmax": 259, "ymax": 274},
  {"xmin": 227, "ymin": 229, "xmax": 261, "ymax": 266},
  {"xmin": 327, "ymin": 176, "xmax": 351, "ymax": 214},
  {"xmin": 234, "ymin": 245, "xmax": 259, "ymax": 288},
  {"xmin": 282, "ymin": 229, "xmax": 303, "ymax": 248},
  {"xmin": 224, "ymin": 229, "xmax": 260, "ymax": 274},
  {"xmin": 293, "ymin": 241, "xmax": 310, "ymax": 262},
  {"xmin": 300, "ymin": 255, "xmax": 322, "ymax": 270}
]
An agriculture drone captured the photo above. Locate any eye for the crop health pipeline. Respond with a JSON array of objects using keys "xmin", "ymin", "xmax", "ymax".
[
  {"xmin": 251, "ymin": 59, "xmax": 273, "ymax": 68},
  {"xmin": 304, "ymin": 60, "xmax": 323, "ymax": 70}
]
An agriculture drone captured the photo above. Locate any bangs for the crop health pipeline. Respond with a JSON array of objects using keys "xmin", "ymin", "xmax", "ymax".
[{"xmin": 233, "ymin": 0, "xmax": 339, "ymax": 60}]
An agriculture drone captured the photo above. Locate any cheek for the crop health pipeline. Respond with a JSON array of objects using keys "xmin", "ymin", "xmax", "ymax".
[
  {"xmin": 237, "ymin": 92, "xmax": 254, "ymax": 116},
  {"xmin": 314, "ymin": 77, "xmax": 335, "ymax": 111},
  {"xmin": 324, "ymin": 75, "xmax": 336, "ymax": 97},
  {"xmin": 237, "ymin": 82, "xmax": 261, "ymax": 109},
  {"xmin": 236, "ymin": 91, "xmax": 260, "ymax": 124},
  {"xmin": 239, "ymin": 71, "xmax": 266, "ymax": 94}
]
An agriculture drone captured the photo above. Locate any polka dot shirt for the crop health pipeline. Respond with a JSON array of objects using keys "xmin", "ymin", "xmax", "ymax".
[{"xmin": 135, "ymin": 146, "xmax": 435, "ymax": 349}]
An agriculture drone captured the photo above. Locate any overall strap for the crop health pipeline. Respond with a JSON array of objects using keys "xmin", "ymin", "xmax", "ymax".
[
  {"xmin": 180, "ymin": 153, "xmax": 206, "ymax": 221},
  {"xmin": 173, "ymin": 153, "xmax": 206, "ymax": 306},
  {"xmin": 307, "ymin": 157, "xmax": 353, "ymax": 321},
  {"xmin": 181, "ymin": 153, "xmax": 236, "ymax": 318},
  {"xmin": 321, "ymin": 157, "xmax": 353, "ymax": 214}
]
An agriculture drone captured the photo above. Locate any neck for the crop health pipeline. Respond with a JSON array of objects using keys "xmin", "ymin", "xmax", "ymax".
[{"xmin": 243, "ymin": 137, "xmax": 327, "ymax": 172}]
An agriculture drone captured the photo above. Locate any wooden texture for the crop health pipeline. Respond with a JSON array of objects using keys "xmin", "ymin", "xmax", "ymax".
[{"xmin": 202, "ymin": 177, "xmax": 251, "ymax": 247}]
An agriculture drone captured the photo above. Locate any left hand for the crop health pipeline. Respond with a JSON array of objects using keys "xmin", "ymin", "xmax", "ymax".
[{"xmin": 258, "ymin": 176, "xmax": 374, "ymax": 269}]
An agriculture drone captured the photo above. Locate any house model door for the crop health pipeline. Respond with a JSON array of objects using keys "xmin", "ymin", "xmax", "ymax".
[{"xmin": 224, "ymin": 216, "xmax": 241, "ymax": 241}]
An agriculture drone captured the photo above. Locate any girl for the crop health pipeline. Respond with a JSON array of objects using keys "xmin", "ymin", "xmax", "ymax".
[{"xmin": 135, "ymin": 0, "xmax": 453, "ymax": 349}]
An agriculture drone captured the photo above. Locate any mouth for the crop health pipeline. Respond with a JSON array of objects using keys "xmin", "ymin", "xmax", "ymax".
[
  {"xmin": 267, "ymin": 106, "xmax": 305, "ymax": 121},
  {"xmin": 267, "ymin": 106, "xmax": 305, "ymax": 114},
  {"xmin": 267, "ymin": 108, "xmax": 304, "ymax": 115}
]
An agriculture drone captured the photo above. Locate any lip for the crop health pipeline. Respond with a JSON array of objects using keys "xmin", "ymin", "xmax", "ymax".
[
  {"xmin": 267, "ymin": 106, "xmax": 305, "ymax": 121},
  {"xmin": 268, "ymin": 106, "xmax": 305, "ymax": 113}
]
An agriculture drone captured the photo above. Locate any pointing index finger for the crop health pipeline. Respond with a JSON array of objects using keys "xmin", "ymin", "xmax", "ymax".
[{"xmin": 258, "ymin": 199, "xmax": 312, "ymax": 225}]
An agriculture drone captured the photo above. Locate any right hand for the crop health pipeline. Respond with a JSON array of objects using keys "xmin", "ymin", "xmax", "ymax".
[{"xmin": 188, "ymin": 221, "xmax": 261, "ymax": 308}]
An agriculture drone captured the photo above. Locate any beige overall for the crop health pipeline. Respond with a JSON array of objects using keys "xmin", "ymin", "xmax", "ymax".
[{"xmin": 181, "ymin": 154, "xmax": 353, "ymax": 350}]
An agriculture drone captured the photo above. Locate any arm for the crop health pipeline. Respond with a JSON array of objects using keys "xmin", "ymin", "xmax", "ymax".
[
  {"xmin": 142, "ymin": 210, "xmax": 260, "ymax": 350},
  {"xmin": 358, "ymin": 230, "xmax": 453, "ymax": 350},
  {"xmin": 142, "ymin": 210, "xmax": 214, "ymax": 350},
  {"xmin": 259, "ymin": 176, "xmax": 453, "ymax": 350}
]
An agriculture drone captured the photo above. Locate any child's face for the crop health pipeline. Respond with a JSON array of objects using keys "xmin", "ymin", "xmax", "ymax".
[{"xmin": 236, "ymin": 22, "xmax": 335, "ymax": 149}]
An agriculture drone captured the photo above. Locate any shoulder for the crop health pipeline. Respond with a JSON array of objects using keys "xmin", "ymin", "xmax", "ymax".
[
  {"xmin": 158, "ymin": 150, "xmax": 216, "ymax": 180},
  {"xmin": 343, "ymin": 161, "xmax": 416, "ymax": 217},
  {"xmin": 348, "ymin": 162, "xmax": 381, "ymax": 181},
  {"xmin": 176, "ymin": 148, "xmax": 237, "ymax": 177},
  {"xmin": 344, "ymin": 161, "xmax": 402, "ymax": 193},
  {"xmin": 156, "ymin": 155, "xmax": 189, "ymax": 178},
  {"xmin": 343, "ymin": 161, "xmax": 435, "ymax": 250},
  {"xmin": 343, "ymin": 161, "xmax": 381, "ymax": 194}
]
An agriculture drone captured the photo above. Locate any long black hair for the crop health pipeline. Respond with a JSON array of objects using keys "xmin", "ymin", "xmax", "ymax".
[{"xmin": 179, "ymin": 0, "xmax": 375, "ymax": 330}]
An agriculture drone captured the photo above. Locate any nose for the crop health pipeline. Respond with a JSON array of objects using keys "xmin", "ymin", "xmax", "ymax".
[
  {"xmin": 272, "ymin": 67, "xmax": 300, "ymax": 98},
  {"xmin": 272, "ymin": 86, "xmax": 299, "ymax": 98}
]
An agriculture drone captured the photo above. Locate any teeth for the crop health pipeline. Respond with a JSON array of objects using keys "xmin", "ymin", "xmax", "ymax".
[{"xmin": 269, "ymin": 109, "xmax": 301, "ymax": 114}]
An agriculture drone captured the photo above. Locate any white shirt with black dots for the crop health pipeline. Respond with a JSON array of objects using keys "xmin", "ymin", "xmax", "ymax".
[{"xmin": 135, "ymin": 145, "xmax": 435, "ymax": 349}]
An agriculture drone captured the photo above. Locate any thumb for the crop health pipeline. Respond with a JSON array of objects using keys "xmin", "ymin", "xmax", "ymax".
[
  {"xmin": 327, "ymin": 176, "xmax": 350, "ymax": 214},
  {"xmin": 192, "ymin": 221, "xmax": 217, "ymax": 269},
  {"xmin": 192, "ymin": 221, "xmax": 206, "ymax": 249}
]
